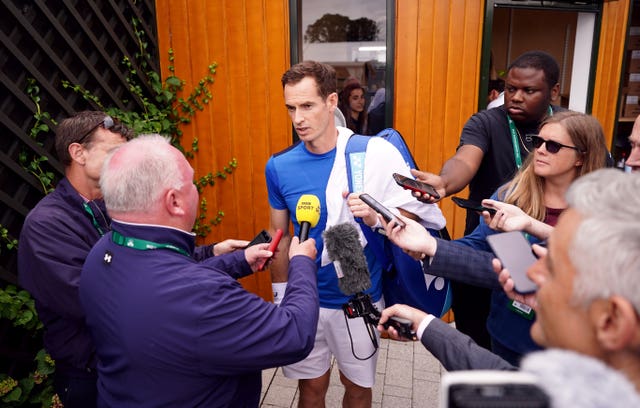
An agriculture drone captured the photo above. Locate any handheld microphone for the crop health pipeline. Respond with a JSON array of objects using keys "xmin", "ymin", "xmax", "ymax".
[
  {"xmin": 323, "ymin": 223, "xmax": 371, "ymax": 295},
  {"xmin": 324, "ymin": 223, "xmax": 415, "ymax": 341},
  {"xmin": 296, "ymin": 194, "xmax": 321, "ymax": 242}
]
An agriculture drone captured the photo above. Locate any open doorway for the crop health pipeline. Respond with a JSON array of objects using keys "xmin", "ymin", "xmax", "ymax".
[{"xmin": 479, "ymin": 0, "xmax": 602, "ymax": 112}]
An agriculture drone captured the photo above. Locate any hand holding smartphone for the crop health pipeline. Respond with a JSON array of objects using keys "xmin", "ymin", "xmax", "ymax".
[
  {"xmin": 451, "ymin": 196, "xmax": 497, "ymax": 215},
  {"xmin": 359, "ymin": 193, "xmax": 406, "ymax": 228},
  {"xmin": 246, "ymin": 229, "xmax": 271, "ymax": 248},
  {"xmin": 486, "ymin": 231, "xmax": 538, "ymax": 294},
  {"xmin": 256, "ymin": 229, "xmax": 283, "ymax": 271},
  {"xmin": 392, "ymin": 173, "xmax": 440, "ymax": 199}
]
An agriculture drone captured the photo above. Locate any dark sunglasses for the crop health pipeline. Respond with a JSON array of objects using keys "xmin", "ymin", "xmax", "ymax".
[
  {"xmin": 529, "ymin": 135, "xmax": 583, "ymax": 154},
  {"xmin": 78, "ymin": 116, "xmax": 115, "ymax": 144}
]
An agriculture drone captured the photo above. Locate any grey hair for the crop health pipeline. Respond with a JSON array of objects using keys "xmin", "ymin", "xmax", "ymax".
[
  {"xmin": 100, "ymin": 134, "xmax": 184, "ymax": 213},
  {"xmin": 566, "ymin": 169, "xmax": 640, "ymax": 313}
]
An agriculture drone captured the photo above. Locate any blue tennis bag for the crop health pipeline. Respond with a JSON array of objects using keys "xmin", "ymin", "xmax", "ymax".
[{"xmin": 345, "ymin": 128, "xmax": 452, "ymax": 317}]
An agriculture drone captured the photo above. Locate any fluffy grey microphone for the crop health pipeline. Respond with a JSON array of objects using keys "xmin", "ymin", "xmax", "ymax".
[{"xmin": 323, "ymin": 223, "xmax": 371, "ymax": 296}]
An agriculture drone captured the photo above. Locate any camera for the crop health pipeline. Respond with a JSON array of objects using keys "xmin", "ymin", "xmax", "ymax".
[{"xmin": 440, "ymin": 371, "xmax": 550, "ymax": 408}]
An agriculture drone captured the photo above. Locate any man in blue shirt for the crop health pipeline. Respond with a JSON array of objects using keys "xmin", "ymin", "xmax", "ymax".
[{"xmin": 265, "ymin": 61, "xmax": 445, "ymax": 407}]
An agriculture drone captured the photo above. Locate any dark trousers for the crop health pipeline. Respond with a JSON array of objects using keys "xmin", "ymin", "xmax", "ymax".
[
  {"xmin": 53, "ymin": 370, "xmax": 97, "ymax": 408},
  {"xmin": 450, "ymin": 281, "xmax": 492, "ymax": 350}
]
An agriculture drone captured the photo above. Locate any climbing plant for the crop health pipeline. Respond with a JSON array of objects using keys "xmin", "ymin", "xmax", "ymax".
[{"xmin": 1, "ymin": 17, "xmax": 235, "ymax": 407}]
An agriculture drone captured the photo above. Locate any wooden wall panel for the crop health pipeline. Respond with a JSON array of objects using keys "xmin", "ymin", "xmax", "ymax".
[
  {"xmin": 394, "ymin": 1, "xmax": 485, "ymax": 239},
  {"xmin": 592, "ymin": 0, "xmax": 630, "ymax": 144},
  {"xmin": 154, "ymin": 0, "xmax": 629, "ymax": 300},
  {"xmin": 155, "ymin": 0, "xmax": 292, "ymax": 299}
]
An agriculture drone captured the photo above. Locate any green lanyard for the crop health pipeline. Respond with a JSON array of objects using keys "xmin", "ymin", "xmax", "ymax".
[
  {"xmin": 507, "ymin": 106, "xmax": 553, "ymax": 169},
  {"xmin": 111, "ymin": 230, "xmax": 190, "ymax": 257},
  {"xmin": 83, "ymin": 202, "xmax": 106, "ymax": 236}
]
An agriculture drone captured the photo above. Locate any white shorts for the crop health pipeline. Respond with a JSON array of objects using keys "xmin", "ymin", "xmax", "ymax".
[{"xmin": 282, "ymin": 299, "xmax": 384, "ymax": 388}]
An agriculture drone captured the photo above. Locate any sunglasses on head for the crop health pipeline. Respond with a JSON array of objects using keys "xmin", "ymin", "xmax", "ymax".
[
  {"xmin": 78, "ymin": 116, "xmax": 115, "ymax": 144},
  {"xmin": 529, "ymin": 135, "xmax": 583, "ymax": 154}
]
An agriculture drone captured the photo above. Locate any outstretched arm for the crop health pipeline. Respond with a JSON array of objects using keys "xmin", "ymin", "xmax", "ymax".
[{"xmin": 411, "ymin": 145, "xmax": 484, "ymax": 203}]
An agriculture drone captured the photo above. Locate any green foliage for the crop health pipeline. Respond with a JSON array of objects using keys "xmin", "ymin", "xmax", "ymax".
[
  {"xmin": 0, "ymin": 226, "xmax": 18, "ymax": 255},
  {"xmin": 5, "ymin": 16, "xmax": 237, "ymax": 408},
  {"xmin": 0, "ymin": 283, "xmax": 56, "ymax": 407},
  {"xmin": 18, "ymin": 79, "xmax": 57, "ymax": 195},
  {"xmin": 0, "ymin": 286, "xmax": 41, "ymax": 331},
  {"xmin": 61, "ymin": 17, "xmax": 235, "ymax": 232}
]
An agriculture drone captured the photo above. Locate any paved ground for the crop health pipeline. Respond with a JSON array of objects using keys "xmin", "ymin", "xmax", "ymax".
[{"xmin": 259, "ymin": 335, "xmax": 447, "ymax": 408}]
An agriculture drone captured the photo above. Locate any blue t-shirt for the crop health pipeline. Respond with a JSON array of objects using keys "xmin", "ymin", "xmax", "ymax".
[{"xmin": 265, "ymin": 141, "xmax": 382, "ymax": 309}]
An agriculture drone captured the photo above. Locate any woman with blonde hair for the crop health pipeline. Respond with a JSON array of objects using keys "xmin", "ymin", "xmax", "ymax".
[
  {"xmin": 481, "ymin": 110, "xmax": 609, "ymax": 240},
  {"xmin": 381, "ymin": 110, "xmax": 609, "ymax": 365}
]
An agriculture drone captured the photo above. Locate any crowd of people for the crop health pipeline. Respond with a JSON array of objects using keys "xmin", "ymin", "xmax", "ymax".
[{"xmin": 16, "ymin": 51, "xmax": 640, "ymax": 408}]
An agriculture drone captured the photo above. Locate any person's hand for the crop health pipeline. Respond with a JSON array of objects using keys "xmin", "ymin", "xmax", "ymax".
[
  {"xmin": 377, "ymin": 303, "xmax": 429, "ymax": 341},
  {"xmin": 288, "ymin": 236, "xmax": 317, "ymax": 261},
  {"xmin": 481, "ymin": 200, "xmax": 532, "ymax": 233},
  {"xmin": 213, "ymin": 239, "xmax": 250, "ymax": 256},
  {"xmin": 244, "ymin": 243, "xmax": 274, "ymax": 272},
  {"xmin": 492, "ymin": 247, "xmax": 542, "ymax": 310},
  {"xmin": 410, "ymin": 169, "xmax": 445, "ymax": 203},
  {"xmin": 344, "ymin": 192, "xmax": 379, "ymax": 227},
  {"xmin": 381, "ymin": 213, "xmax": 437, "ymax": 259}
]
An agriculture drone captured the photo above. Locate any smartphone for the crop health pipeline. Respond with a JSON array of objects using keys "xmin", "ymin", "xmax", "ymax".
[
  {"xmin": 451, "ymin": 196, "xmax": 497, "ymax": 215},
  {"xmin": 392, "ymin": 173, "xmax": 440, "ymax": 199},
  {"xmin": 441, "ymin": 371, "xmax": 549, "ymax": 408},
  {"xmin": 246, "ymin": 229, "xmax": 271, "ymax": 248},
  {"xmin": 359, "ymin": 193, "xmax": 406, "ymax": 228},
  {"xmin": 486, "ymin": 231, "xmax": 538, "ymax": 294},
  {"xmin": 256, "ymin": 229, "xmax": 283, "ymax": 270}
]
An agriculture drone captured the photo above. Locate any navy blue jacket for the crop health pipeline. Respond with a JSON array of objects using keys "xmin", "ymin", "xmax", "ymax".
[
  {"xmin": 18, "ymin": 178, "xmax": 109, "ymax": 373},
  {"xmin": 17, "ymin": 178, "xmax": 217, "ymax": 374},
  {"xmin": 80, "ymin": 220, "xmax": 319, "ymax": 407}
]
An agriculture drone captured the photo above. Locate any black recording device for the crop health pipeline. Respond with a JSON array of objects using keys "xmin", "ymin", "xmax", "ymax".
[
  {"xmin": 440, "ymin": 371, "xmax": 550, "ymax": 408},
  {"xmin": 342, "ymin": 292, "xmax": 415, "ymax": 340},
  {"xmin": 245, "ymin": 229, "xmax": 271, "ymax": 248},
  {"xmin": 323, "ymin": 223, "xmax": 415, "ymax": 341}
]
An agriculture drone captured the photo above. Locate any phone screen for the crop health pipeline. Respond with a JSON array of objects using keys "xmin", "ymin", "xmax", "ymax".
[
  {"xmin": 486, "ymin": 231, "xmax": 538, "ymax": 294},
  {"xmin": 451, "ymin": 196, "xmax": 497, "ymax": 215}
]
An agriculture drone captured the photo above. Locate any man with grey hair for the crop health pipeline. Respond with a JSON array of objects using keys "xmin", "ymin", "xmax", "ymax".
[
  {"xmin": 378, "ymin": 169, "xmax": 640, "ymax": 406},
  {"xmin": 79, "ymin": 134, "xmax": 320, "ymax": 407}
]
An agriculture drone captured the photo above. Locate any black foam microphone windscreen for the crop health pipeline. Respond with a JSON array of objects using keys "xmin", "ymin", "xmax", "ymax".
[{"xmin": 323, "ymin": 223, "xmax": 371, "ymax": 295}]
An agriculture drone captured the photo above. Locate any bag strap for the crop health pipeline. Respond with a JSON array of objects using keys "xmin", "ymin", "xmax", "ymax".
[{"xmin": 345, "ymin": 134, "xmax": 393, "ymax": 270}]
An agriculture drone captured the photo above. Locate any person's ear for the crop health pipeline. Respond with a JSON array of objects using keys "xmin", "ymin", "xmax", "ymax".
[
  {"xmin": 327, "ymin": 92, "xmax": 338, "ymax": 110},
  {"xmin": 164, "ymin": 188, "xmax": 186, "ymax": 217},
  {"xmin": 488, "ymin": 89, "xmax": 500, "ymax": 102},
  {"xmin": 592, "ymin": 296, "xmax": 639, "ymax": 351},
  {"xmin": 68, "ymin": 143, "xmax": 86, "ymax": 166},
  {"xmin": 550, "ymin": 83, "xmax": 561, "ymax": 104}
]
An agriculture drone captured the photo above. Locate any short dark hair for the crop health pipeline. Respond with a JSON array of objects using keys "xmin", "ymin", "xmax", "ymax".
[
  {"xmin": 281, "ymin": 61, "xmax": 337, "ymax": 100},
  {"xmin": 507, "ymin": 51, "xmax": 560, "ymax": 89},
  {"xmin": 55, "ymin": 111, "xmax": 134, "ymax": 166},
  {"xmin": 488, "ymin": 78, "xmax": 505, "ymax": 93}
]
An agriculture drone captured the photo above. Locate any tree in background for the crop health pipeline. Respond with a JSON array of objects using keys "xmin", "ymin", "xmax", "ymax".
[{"xmin": 304, "ymin": 13, "xmax": 379, "ymax": 43}]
